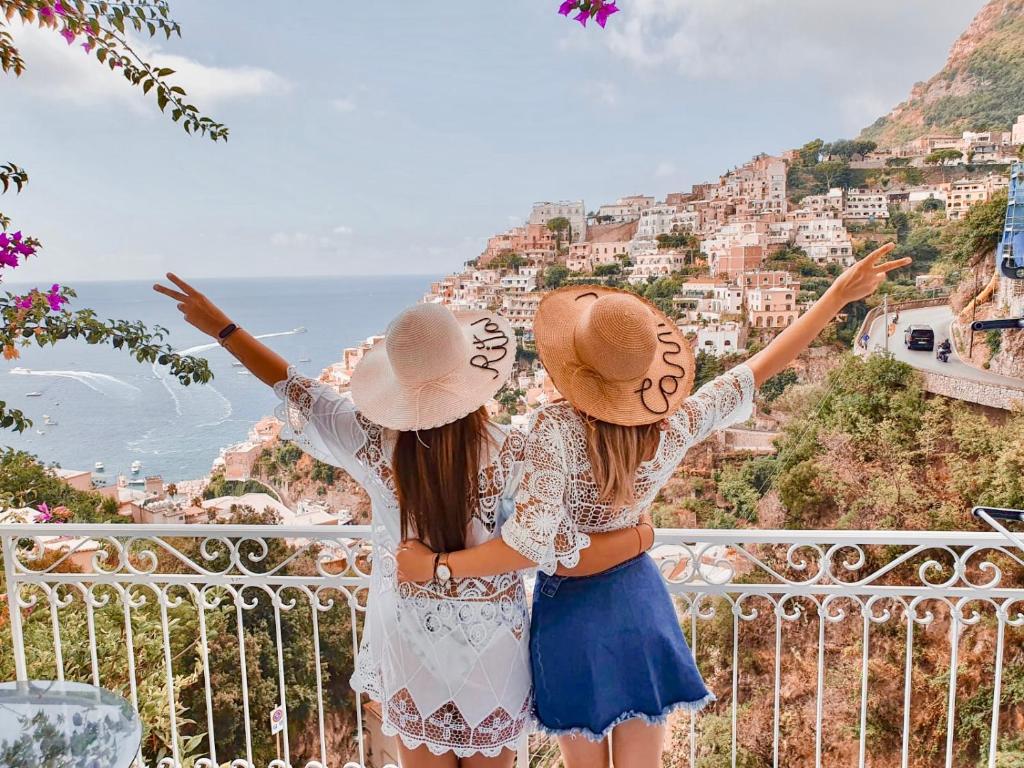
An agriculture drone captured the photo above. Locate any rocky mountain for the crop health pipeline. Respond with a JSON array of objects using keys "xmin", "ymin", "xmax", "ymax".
[{"xmin": 861, "ymin": 0, "xmax": 1024, "ymax": 147}]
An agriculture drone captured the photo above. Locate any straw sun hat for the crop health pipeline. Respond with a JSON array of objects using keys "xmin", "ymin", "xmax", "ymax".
[
  {"xmin": 350, "ymin": 303, "xmax": 515, "ymax": 431},
  {"xmin": 533, "ymin": 285, "xmax": 695, "ymax": 426}
]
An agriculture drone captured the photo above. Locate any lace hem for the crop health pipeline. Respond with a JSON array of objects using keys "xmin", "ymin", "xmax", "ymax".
[
  {"xmin": 534, "ymin": 691, "xmax": 716, "ymax": 742},
  {"xmin": 350, "ymin": 673, "xmax": 532, "ymax": 758},
  {"xmin": 501, "ymin": 516, "xmax": 591, "ymax": 576}
]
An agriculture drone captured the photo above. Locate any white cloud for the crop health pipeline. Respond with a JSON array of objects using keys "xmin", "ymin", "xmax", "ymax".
[
  {"xmin": 9, "ymin": 22, "xmax": 288, "ymax": 111},
  {"xmin": 583, "ymin": 81, "xmax": 619, "ymax": 107},
  {"xmin": 330, "ymin": 97, "xmax": 357, "ymax": 113},
  {"xmin": 654, "ymin": 161, "xmax": 676, "ymax": 178},
  {"xmin": 332, "ymin": 225, "xmax": 354, "ymax": 235},
  {"xmin": 597, "ymin": 0, "xmax": 978, "ymax": 81}
]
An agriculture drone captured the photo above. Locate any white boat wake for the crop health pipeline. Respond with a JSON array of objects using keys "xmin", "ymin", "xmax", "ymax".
[
  {"xmin": 176, "ymin": 327, "xmax": 306, "ymax": 357},
  {"xmin": 9, "ymin": 368, "xmax": 140, "ymax": 398}
]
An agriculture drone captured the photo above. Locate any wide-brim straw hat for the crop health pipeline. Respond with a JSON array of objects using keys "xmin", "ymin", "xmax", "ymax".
[
  {"xmin": 350, "ymin": 303, "xmax": 515, "ymax": 431},
  {"xmin": 534, "ymin": 285, "xmax": 695, "ymax": 426}
]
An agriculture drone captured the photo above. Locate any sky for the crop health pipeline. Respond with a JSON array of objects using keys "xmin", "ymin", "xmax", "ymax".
[{"xmin": 0, "ymin": 0, "xmax": 988, "ymax": 282}]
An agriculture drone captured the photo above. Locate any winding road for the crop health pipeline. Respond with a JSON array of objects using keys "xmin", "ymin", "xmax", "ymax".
[{"xmin": 864, "ymin": 305, "xmax": 1024, "ymax": 388}]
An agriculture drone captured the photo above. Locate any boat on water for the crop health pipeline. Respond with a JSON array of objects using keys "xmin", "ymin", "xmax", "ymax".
[
  {"xmin": 131, "ymin": 460, "xmax": 142, "ymax": 474},
  {"xmin": 294, "ymin": 326, "xmax": 307, "ymax": 333},
  {"xmin": 298, "ymin": 357, "xmax": 312, "ymax": 363},
  {"xmin": 94, "ymin": 461, "xmax": 105, "ymax": 473},
  {"xmin": 25, "ymin": 391, "xmax": 42, "ymax": 398},
  {"xmin": 43, "ymin": 414, "xmax": 57, "ymax": 426},
  {"xmin": 237, "ymin": 370, "xmax": 252, "ymax": 376},
  {"xmin": 35, "ymin": 429, "xmax": 45, "ymax": 435}
]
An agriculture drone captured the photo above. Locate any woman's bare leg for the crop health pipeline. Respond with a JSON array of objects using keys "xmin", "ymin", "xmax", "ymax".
[
  {"xmin": 558, "ymin": 734, "xmax": 610, "ymax": 768},
  {"xmin": 397, "ymin": 740, "xmax": 459, "ymax": 768},
  {"xmin": 609, "ymin": 718, "xmax": 666, "ymax": 768},
  {"xmin": 460, "ymin": 747, "xmax": 517, "ymax": 768}
]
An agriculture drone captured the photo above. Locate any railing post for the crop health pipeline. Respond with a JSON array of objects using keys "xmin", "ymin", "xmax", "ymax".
[
  {"xmin": 516, "ymin": 738, "xmax": 529, "ymax": 768},
  {"xmin": 1, "ymin": 534, "xmax": 28, "ymax": 681}
]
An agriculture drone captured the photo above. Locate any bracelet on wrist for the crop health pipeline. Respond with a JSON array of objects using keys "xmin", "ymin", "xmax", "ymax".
[{"xmin": 217, "ymin": 323, "xmax": 240, "ymax": 346}]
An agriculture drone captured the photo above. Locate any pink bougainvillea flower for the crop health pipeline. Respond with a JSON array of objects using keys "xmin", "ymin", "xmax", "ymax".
[
  {"xmin": 39, "ymin": 5, "xmax": 54, "ymax": 17},
  {"xmin": 15, "ymin": 294, "xmax": 33, "ymax": 309},
  {"xmin": 558, "ymin": 1, "xmax": 576, "ymax": 15},
  {"xmin": 595, "ymin": 2, "xmax": 619, "ymax": 27},
  {"xmin": 36, "ymin": 502, "xmax": 53, "ymax": 522},
  {"xmin": 574, "ymin": 9, "xmax": 589, "ymax": 26},
  {"xmin": 46, "ymin": 284, "xmax": 68, "ymax": 312},
  {"xmin": 60, "ymin": 26, "xmax": 75, "ymax": 45},
  {"xmin": 82, "ymin": 38, "xmax": 96, "ymax": 54},
  {"xmin": 55, "ymin": 2, "xmax": 67, "ymax": 14}
]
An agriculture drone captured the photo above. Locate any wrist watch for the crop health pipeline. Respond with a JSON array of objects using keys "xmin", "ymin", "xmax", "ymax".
[{"xmin": 434, "ymin": 553, "xmax": 452, "ymax": 584}]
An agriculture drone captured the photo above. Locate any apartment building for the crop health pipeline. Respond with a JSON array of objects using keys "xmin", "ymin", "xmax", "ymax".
[
  {"xmin": 747, "ymin": 285, "xmax": 800, "ymax": 329},
  {"xmin": 480, "ymin": 223, "xmax": 557, "ymax": 265},
  {"xmin": 596, "ymin": 195, "xmax": 655, "ymax": 223},
  {"xmin": 501, "ymin": 291, "xmax": 545, "ymax": 330},
  {"xmin": 528, "ymin": 200, "xmax": 587, "ymax": 242},
  {"xmin": 1013, "ymin": 114, "xmax": 1024, "ymax": 147},
  {"xmin": 947, "ymin": 174, "xmax": 1010, "ymax": 221},
  {"xmin": 629, "ymin": 252, "xmax": 689, "ymax": 284},
  {"xmin": 694, "ymin": 322, "xmax": 747, "ymax": 357}
]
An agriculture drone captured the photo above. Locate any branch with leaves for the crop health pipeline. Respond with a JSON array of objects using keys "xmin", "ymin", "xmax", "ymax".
[{"xmin": 1, "ymin": 0, "xmax": 227, "ymax": 140}]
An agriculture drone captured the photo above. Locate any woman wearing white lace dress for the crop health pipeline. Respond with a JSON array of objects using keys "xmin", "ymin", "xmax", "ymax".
[
  {"xmin": 397, "ymin": 244, "xmax": 910, "ymax": 767},
  {"xmin": 152, "ymin": 276, "xmax": 651, "ymax": 767}
]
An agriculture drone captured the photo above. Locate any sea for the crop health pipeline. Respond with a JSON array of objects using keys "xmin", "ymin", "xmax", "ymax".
[{"xmin": 1, "ymin": 276, "xmax": 435, "ymax": 483}]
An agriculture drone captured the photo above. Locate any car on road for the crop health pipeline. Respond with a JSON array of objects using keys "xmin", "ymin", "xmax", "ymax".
[{"xmin": 903, "ymin": 324, "xmax": 935, "ymax": 351}]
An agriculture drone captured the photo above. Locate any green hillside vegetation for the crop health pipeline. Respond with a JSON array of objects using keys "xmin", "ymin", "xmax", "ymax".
[
  {"xmin": 863, "ymin": 3, "xmax": 1024, "ymax": 145},
  {"xmin": 0, "ymin": 449, "xmax": 121, "ymax": 523}
]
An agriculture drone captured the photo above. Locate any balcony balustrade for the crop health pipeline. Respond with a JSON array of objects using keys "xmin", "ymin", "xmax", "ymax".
[{"xmin": 2, "ymin": 523, "xmax": 1023, "ymax": 768}]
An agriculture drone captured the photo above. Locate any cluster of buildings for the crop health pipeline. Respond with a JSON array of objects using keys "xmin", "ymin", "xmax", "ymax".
[
  {"xmin": 425, "ymin": 153, "xmax": 841, "ymax": 345},
  {"xmin": 866, "ymin": 117, "xmax": 1024, "ymax": 167}
]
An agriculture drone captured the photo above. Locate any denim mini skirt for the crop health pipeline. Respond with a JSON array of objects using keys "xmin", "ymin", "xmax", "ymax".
[{"xmin": 530, "ymin": 553, "xmax": 714, "ymax": 740}]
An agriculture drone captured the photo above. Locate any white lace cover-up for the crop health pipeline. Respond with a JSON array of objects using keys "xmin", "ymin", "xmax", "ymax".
[
  {"xmin": 275, "ymin": 369, "xmax": 532, "ymax": 758},
  {"xmin": 501, "ymin": 365, "xmax": 756, "ymax": 573}
]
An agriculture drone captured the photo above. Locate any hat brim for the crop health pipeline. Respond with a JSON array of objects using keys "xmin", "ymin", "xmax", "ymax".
[
  {"xmin": 534, "ymin": 286, "xmax": 695, "ymax": 426},
  {"xmin": 350, "ymin": 310, "xmax": 516, "ymax": 431}
]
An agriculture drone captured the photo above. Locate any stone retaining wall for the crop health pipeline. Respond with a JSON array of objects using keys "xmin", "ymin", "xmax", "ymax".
[{"xmin": 919, "ymin": 370, "xmax": 1024, "ymax": 411}]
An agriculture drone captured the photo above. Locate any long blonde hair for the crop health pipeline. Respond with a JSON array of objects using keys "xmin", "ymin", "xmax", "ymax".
[{"xmin": 582, "ymin": 414, "xmax": 663, "ymax": 508}]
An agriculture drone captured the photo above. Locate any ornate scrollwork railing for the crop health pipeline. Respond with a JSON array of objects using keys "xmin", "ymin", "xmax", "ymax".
[{"xmin": 2, "ymin": 524, "xmax": 1022, "ymax": 768}]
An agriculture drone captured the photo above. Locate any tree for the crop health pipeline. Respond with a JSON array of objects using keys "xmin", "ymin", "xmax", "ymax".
[
  {"xmin": 925, "ymin": 148, "xmax": 963, "ymax": 168},
  {"xmin": 541, "ymin": 263, "xmax": 570, "ymax": 289},
  {"xmin": 489, "ymin": 250, "xmax": 526, "ymax": 271},
  {"xmin": 546, "ymin": 216, "xmax": 571, "ymax": 251},
  {"xmin": 943, "ymin": 189, "xmax": 1007, "ymax": 266},
  {"xmin": 593, "ymin": 262, "xmax": 621, "ymax": 277},
  {"xmin": 759, "ymin": 369, "xmax": 798, "ymax": 403},
  {"xmin": 813, "ymin": 160, "xmax": 852, "ymax": 190},
  {"xmin": 0, "ymin": 1, "xmax": 228, "ymax": 431},
  {"xmin": 823, "ymin": 139, "xmax": 877, "ymax": 161},
  {"xmin": 796, "ymin": 138, "xmax": 824, "ymax": 167}
]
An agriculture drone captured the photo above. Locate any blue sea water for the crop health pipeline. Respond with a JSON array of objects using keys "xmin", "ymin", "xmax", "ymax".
[{"xmin": 0, "ymin": 276, "xmax": 434, "ymax": 483}]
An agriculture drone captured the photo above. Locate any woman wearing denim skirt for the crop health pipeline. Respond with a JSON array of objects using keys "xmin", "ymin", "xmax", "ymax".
[{"xmin": 397, "ymin": 244, "xmax": 909, "ymax": 766}]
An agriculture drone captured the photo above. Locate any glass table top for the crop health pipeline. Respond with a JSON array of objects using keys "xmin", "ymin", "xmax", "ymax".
[{"xmin": 0, "ymin": 680, "xmax": 142, "ymax": 768}]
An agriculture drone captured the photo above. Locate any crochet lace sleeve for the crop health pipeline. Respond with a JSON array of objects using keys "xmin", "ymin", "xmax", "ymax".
[
  {"xmin": 501, "ymin": 409, "xmax": 590, "ymax": 575},
  {"xmin": 273, "ymin": 367, "xmax": 368, "ymax": 479},
  {"xmin": 670, "ymin": 363, "xmax": 755, "ymax": 448}
]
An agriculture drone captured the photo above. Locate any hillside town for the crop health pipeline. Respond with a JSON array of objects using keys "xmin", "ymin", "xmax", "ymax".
[{"xmin": 15, "ymin": 113, "xmax": 1024, "ymax": 539}]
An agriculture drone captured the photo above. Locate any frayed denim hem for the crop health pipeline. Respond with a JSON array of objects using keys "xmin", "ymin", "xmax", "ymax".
[{"xmin": 534, "ymin": 691, "xmax": 716, "ymax": 742}]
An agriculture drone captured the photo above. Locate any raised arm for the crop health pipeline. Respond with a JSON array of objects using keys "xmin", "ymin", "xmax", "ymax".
[
  {"xmin": 745, "ymin": 243, "xmax": 909, "ymax": 387},
  {"xmin": 153, "ymin": 273, "xmax": 289, "ymax": 387}
]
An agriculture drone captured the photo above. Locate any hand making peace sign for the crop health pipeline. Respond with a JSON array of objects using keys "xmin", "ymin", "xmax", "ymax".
[{"xmin": 152, "ymin": 273, "xmax": 233, "ymax": 339}]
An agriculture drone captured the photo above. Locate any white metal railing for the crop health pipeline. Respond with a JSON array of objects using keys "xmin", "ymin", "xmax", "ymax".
[{"xmin": 2, "ymin": 524, "xmax": 1023, "ymax": 768}]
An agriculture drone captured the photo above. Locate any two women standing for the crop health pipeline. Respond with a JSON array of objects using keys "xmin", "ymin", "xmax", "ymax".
[{"xmin": 154, "ymin": 241, "xmax": 907, "ymax": 768}]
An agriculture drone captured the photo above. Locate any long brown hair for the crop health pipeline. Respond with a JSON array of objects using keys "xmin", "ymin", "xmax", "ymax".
[
  {"xmin": 393, "ymin": 406, "xmax": 491, "ymax": 552},
  {"xmin": 583, "ymin": 415, "xmax": 662, "ymax": 508}
]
